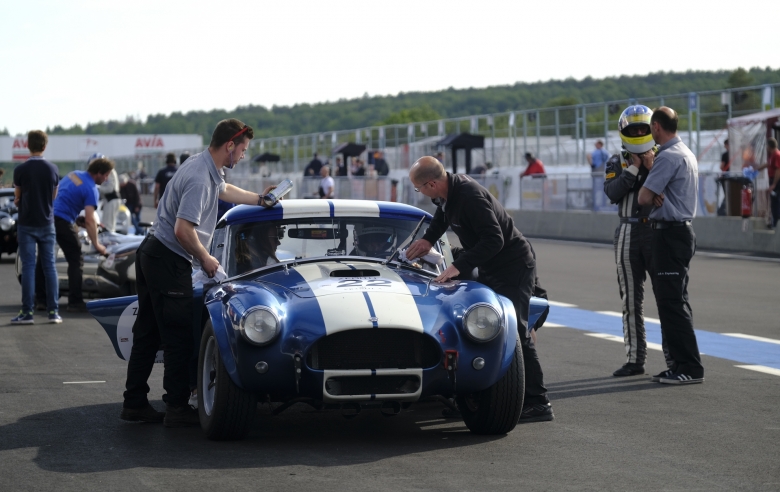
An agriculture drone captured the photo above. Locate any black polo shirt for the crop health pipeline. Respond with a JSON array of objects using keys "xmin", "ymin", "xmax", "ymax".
[{"xmin": 13, "ymin": 157, "xmax": 60, "ymax": 227}]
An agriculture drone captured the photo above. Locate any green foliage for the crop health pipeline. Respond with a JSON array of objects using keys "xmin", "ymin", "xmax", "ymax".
[
  {"xmin": 380, "ymin": 105, "xmax": 441, "ymax": 125},
  {"xmin": 43, "ymin": 67, "xmax": 780, "ymax": 140},
  {"xmin": 0, "ymin": 127, "xmax": 8, "ymax": 136}
]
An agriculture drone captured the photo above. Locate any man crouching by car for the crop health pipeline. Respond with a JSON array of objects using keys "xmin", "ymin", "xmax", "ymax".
[
  {"xmin": 120, "ymin": 119, "xmax": 275, "ymax": 428},
  {"xmin": 405, "ymin": 156, "xmax": 553, "ymax": 423}
]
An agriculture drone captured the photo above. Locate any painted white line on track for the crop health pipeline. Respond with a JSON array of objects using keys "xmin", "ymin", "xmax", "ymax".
[
  {"xmin": 735, "ymin": 365, "xmax": 780, "ymax": 377},
  {"xmin": 548, "ymin": 301, "xmax": 577, "ymax": 308},
  {"xmin": 722, "ymin": 333, "xmax": 780, "ymax": 345},
  {"xmin": 543, "ymin": 322, "xmax": 566, "ymax": 328},
  {"xmin": 597, "ymin": 311, "xmax": 661, "ymax": 324},
  {"xmin": 585, "ymin": 333, "xmax": 662, "ymax": 351},
  {"xmin": 63, "ymin": 381, "xmax": 106, "ymax": 384},
  {"xmin": 586, "ymin": 333, "xmax": 623, "ymax": 342}
]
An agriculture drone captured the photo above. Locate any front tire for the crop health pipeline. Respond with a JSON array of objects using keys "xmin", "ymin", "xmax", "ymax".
[
  {"xmin": 198, "ymin": 320, "xmax": 257, "ymax": 440},
  {"xmin": 456, "ymin": 337, "xmax": 525, "ymax": 435}
]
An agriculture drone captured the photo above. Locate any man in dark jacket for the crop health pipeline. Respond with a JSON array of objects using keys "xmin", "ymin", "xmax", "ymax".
[{"xmin": 406, "ymin": 156, "xmax": 553, "ymax": 423}]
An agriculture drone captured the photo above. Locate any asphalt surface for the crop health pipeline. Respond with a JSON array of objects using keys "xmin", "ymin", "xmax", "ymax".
[{"xmin": 1, "ymin": 235, "xmax": 779, "ymax": 491}]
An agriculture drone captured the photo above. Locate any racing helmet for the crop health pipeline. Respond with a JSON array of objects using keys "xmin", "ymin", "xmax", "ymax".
[
  {"xmin": 86, "ymin": 152, "xmax": 106, "ymax": 166},
  {"xmin": 354, "ymin": 224, "xmax": 395, "ymax": 257},
  {"xmin": 618, "ymin": 105, "xmax": 654, "ymax": 154}
]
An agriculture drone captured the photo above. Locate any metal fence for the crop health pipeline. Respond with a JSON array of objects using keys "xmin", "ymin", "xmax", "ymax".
[
  {"xmin": 250, "ymin": 83, "xmax": 779, "ymax": 174},
  {"xmin": 217, "ymin": 171, "xmax": 771, "ymax": 221}
]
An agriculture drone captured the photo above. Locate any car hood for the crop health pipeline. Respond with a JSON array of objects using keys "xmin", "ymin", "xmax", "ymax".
[{"xmin": 256, "ymin": 260, "xmax": 430, "ymax": 299}]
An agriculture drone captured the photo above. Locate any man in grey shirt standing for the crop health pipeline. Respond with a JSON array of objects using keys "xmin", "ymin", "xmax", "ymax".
[
  {"xmin": 637, "ymin": 106, "xmax": 703, "ymax": 385},
  {"xmin": 121, "ymin": 119, "xmax": 273, "ymax": 426}
]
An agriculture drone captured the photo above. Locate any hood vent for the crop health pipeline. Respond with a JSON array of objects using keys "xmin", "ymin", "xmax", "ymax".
[{"xmin": 330, "ymin": 269, "xmax": 379, "ymax": 278}]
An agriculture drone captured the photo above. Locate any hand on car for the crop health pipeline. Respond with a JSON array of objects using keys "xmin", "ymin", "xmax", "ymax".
[
  {"xmin": 434, "ymin": 264, "xmax": 460, "ymax": 283},
  {"xmin": 201, "ymin": 255, "xmax": 221, "ymax": 278},
  {"xmin": 405, "ymin": 239, "xmax": 433, "ymax": 260}
]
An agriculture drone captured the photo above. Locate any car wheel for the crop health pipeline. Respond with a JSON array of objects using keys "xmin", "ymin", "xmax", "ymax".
[
  {"xmin": 198, "ymin": 319, "xmax": 256, "ymax": 440},
  {"xmin": 456, "ymin": 336, "xmax": 525, "ymax": 435}
]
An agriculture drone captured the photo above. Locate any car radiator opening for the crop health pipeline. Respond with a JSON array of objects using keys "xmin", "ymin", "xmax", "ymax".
[{"xmin": 307, "ymin": 329, "xmax": 441, "ymax": 370}]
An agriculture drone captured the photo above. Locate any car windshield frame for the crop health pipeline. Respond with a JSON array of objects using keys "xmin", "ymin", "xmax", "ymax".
[{"xmin": 219, "ymin": 216, "xmax": 448, "ymax": 280}]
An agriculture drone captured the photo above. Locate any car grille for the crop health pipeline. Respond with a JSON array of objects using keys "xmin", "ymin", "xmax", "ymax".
[
  {"xmin": 307, "ymin": 329, "xmax": 441, "ymax": 370},
  {"xmin": 325, "ymin": 375, "xmax": 420, "ymax": 396}
]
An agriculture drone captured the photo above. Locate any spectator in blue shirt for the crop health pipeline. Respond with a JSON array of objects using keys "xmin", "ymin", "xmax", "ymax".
[
  {"xmin": 588, "ymin": 140, "xmax": 610, "ymax": 171},
  {"xmin": 37, "ymin": 157, "xmax": 114, "ymax": 312}
]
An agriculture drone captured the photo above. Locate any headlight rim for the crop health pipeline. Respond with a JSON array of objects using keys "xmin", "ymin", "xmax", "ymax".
[
  {"xmin": 0, "ymin": 216, "xmax": 14, "ymax": 231},
  {"xmin": 462, "ymin": 302, "xmax": 503, "ymax": 343},
  {"xmin": 239, "ymin": 306, "xmax": 280, "ymax": 346}
]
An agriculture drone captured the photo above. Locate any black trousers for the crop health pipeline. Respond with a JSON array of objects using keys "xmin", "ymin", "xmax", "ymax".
[
  {"xmin": 123, "ymin": 236, "xmax": 194, "ymax": 409},
  {"xmin": 651, "ymin": 224, "xmax": 703, "ymax": 378},
  {"xmin": 770, "ymin": 189, "xmax": 780, "ymax": 227},
  {"xmin": 613, "ymin": 222, "xmax": 671, "ymax": 366},
  {"xmin": 480, "ymin": 261, "xmax": 549, "ymax": 406},
  {"xmin": 36, "ymin": 217, "xmax": 83, "ymax": 306}
]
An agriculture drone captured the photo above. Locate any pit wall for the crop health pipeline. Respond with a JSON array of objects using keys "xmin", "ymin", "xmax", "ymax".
[{"xmin": 508, "ymin": 210, "xmax": 780, "ymax": 256}]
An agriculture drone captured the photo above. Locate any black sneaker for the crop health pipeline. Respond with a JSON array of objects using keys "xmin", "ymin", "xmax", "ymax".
[
  {"xmin": 164, "ymin": 404, "xmax": 200, "ymax": 428},
  {"xmin": 613, "ymin": 363, "xmax": 645, "ymax": 377},
  {"xmin": 518, "ymin": 403, "xmax": 554, "ymax": 423},
  {"xmin": 658, "ymin": 373, "xmax": 704, "ymax": 385},
  {"xmin": 651, "ymin": 369, "xmax": 674, "ymax": 382},
  {"xmin": 120, "ymin": 403, "xmax": 165, "ymax": 423}
]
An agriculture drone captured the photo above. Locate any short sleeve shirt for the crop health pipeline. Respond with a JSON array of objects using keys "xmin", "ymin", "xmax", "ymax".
[
  {"xmin": 52, "ymin": 171, "xmax": 99, "ymax": 223},
  {"xmin": 154, "ymin": 165, "xmax": 178, "ymax": 198},
  {"xmin": 591, "ymin": 148, "xmax": 610, "ymax": 169},
  {"xmin": 643, "ymin": 136, "xmax": 698, "ymax": 221},
  {"xmin": 150, "ymin": 150, "xmax": 226, "ymax": 265},
  {"xmin": 13, "ymin": 157, "xmax": 59, "ymax": 227},
  {"xmin": 767, "ymin": 149, "xmax": 780, "ymax": 179},
  {"xmin": 320, "ymin": 176, "xmax": 335, "ymax": 197}
]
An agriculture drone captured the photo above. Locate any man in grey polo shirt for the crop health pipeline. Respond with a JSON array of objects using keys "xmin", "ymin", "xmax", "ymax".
[
  {"xmin": 637, "ymin": 106, "xmax": 703, "ymax": 385},
  {"xmin": 121, "ymin": 119, "xmax": 273, "ymax": 426}
]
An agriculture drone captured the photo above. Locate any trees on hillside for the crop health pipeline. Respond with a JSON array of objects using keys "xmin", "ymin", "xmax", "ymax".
[{"xmin": 44, "ymin": 67, "xmax": 780, "ymax": 140}]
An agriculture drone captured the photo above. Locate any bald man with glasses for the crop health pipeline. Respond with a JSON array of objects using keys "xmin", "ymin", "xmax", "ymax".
[{"xmin": 406, "ymin": 156, "xmax": 553, "ymax": 423}]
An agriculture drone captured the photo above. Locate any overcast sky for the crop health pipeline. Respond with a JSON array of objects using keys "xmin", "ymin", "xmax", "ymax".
[{"xmin": 1, "ymin": 0, "xmax": 777, "ymax": 135}]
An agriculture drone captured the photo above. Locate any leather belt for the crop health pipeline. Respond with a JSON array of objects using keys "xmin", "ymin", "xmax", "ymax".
[
  {"xmin": 651, "ymin": 220, "xmax": 692, "ymax": 230},
  {"xmin": 620, "ymin": 217, "xmax": 650, "ymax": 224}
]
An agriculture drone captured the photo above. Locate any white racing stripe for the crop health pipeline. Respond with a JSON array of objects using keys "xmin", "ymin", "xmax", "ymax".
[
  {"xmin": 723, "ymin": 334, "xmax": 780, "ymax": 346},
  {"xmin": 279, "ymin": 200, "xmax": 332, "ymax": 218},
  {"xmin": 63, "ymin": 381, "xmax": 106, "ymax": 384},
  {"xmin": 294, "ymin": 262, "xmax": 423, "ymax": 335},
  {"xmin": 735, "ymin": 365, "xmax": 780, "ymax": 377}
]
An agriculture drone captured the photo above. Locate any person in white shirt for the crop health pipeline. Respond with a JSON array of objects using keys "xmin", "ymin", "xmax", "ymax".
[{"xmin": 319, "ymin": 165, "xmax": 335, "ymax": 198}]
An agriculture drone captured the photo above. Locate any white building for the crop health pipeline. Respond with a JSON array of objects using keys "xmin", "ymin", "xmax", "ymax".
[{"xmin": 0, "ymin": 134, "xmax": 202, "ymax": 162}]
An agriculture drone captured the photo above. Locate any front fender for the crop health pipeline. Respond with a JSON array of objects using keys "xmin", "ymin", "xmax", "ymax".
[{"xmin": 204, "ymin": 297, "xmax": 242, "ymax": 389}]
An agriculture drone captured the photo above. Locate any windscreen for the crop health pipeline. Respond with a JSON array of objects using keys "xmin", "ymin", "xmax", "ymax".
[{"xmin": 224, "ymin": 217, "xmax": 445, "ymax": 277}]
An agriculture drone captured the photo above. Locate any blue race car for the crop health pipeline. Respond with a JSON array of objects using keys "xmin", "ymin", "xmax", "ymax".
[{"xmin": 88, "ymin": 200, "xmax": 548, "ymax": 440}]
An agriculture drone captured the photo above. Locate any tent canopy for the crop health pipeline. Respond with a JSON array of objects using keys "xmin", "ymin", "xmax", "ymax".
[
  {"xmin": 435, "ymin": 132, "xmax": 485, "ymax": 150},
  {"xmin": 435, "ymin": 132, "xmax": 485, "ymax": 174},
  {"xmin": 333, "ymin": 142, "xmax": 366, "ymax": 157},
  {"xmin": 253, "ymin": 152, "xmax": 281, "ymax": 163},
  {"xmin": 728, "ymin": 108, "xmax": 780, "ymax": 126}
]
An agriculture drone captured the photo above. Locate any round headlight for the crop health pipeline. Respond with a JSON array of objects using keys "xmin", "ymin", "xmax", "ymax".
[
  {"xmin": 240, "ymin": 307, "xmax": 279, "ymax": 345},
  {"xmin": 0, "ymin": 216, "xmax": 14, "ymax": 231},
  {"xmin": 463, "ymin": 303, "xmax": 501, "ymax": 342}
]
